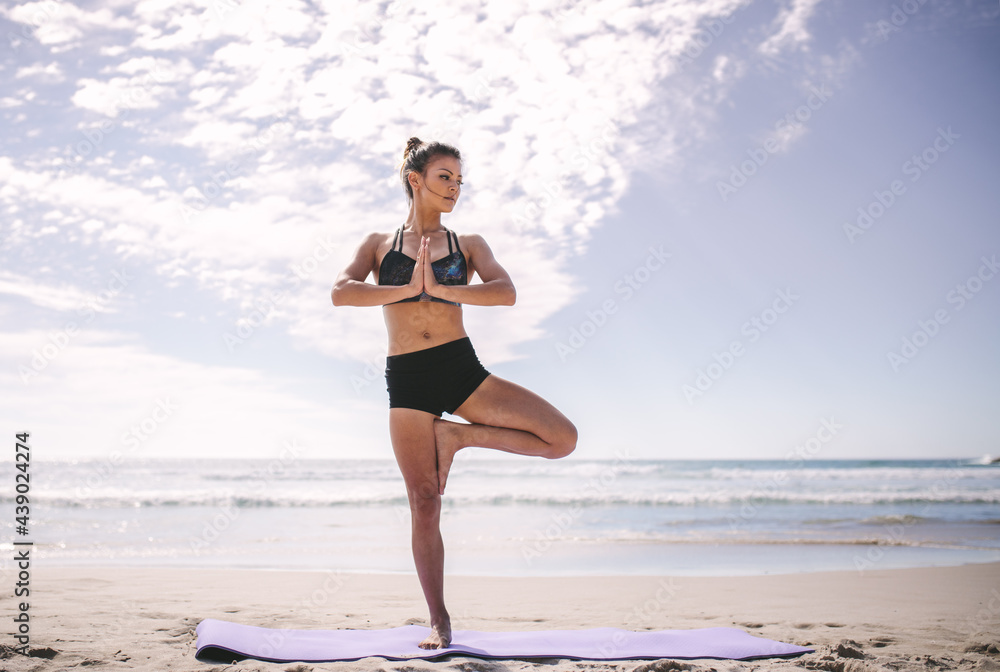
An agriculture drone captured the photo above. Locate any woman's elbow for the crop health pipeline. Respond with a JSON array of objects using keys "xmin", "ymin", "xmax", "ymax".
[
  {"xmin": 331, "ymin": 282, "xmax": 347, "ymax": 307},
  {"xmin": 505, "ymin": 284, "xmax": 516, "ymax": 306}
]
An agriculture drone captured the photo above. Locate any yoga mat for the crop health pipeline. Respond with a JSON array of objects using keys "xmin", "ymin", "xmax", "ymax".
[{"xmin": 194, "ymin": 618, "xmax": 813, "ymax": 663}]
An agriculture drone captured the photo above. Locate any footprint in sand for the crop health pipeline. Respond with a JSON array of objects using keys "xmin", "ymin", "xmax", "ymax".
[
  {"xmin": 0, "ymin": 644, "xmax": 59, "ymax": 659},
  {"xmin": 630, "ymin": 661, "xmax": 693, "ymax": 672},
  {"xmin": 834, "ymin": 640, "xmax": 866, "ymax": 660},
  {"xmin": 445, "ymin": 660, "xmax": 512, "ymax": 672},
  {"xmin": 964, "ymin": 640, "xmax": 1000, "ymax": 655}
]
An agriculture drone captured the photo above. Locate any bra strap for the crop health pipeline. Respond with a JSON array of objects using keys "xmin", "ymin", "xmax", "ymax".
[
  {"xmin": 444, "ymin": 227, "xmax": 454, "ymax": 255},
  {"xmin": 392, "ymin": 227, "xmax": 402, "ymax": 252}
]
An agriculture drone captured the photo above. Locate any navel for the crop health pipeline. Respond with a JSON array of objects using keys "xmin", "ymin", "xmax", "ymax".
[{"xmin": 422, "ymin": 331, "xmax": 431, "ymax": 339}]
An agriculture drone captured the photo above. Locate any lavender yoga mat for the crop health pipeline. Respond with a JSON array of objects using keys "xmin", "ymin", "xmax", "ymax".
[{"xmin": 194, "ymin": 618, "xmax": 813, "ymax": 663}]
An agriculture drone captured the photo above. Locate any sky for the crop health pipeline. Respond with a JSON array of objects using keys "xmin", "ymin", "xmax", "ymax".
[{"xmin": 1, "ymin": 0, "xmax": 998, "ymax": 462}]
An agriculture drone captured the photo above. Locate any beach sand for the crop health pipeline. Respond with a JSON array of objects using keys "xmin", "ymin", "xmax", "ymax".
[{"xmin": 1, "ymin": 561, "xmax": 998, "ymax": 671}]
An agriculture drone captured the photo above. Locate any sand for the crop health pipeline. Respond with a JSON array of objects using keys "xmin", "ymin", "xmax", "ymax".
[{"xmin": 1, "ymin": 562, "xmax": 998, "ymax": 671}]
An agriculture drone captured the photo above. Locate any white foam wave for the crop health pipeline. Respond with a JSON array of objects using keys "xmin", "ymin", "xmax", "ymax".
[{"xmin": 10, "ymin": 487, "xmax": 1000, "ymax": 509}]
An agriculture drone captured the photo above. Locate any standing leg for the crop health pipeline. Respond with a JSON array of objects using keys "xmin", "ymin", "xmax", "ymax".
[
  {"xmin": 389, "ymin": 407, "xmax": 451, "ymax": 649},
  {"xmin": 435, "ymin": 375, "xmax": 577, "ymax": 494}
]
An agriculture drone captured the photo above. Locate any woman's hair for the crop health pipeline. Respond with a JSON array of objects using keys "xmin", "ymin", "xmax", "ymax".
[{"xmin": 399, "ymin": 137, "xmax": 462, "ymax": 203}]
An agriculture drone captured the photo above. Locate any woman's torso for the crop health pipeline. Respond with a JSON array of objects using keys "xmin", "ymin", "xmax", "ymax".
[{"xmin": 374, "ymin": 226, "xmax": 476, "ymax": 356}]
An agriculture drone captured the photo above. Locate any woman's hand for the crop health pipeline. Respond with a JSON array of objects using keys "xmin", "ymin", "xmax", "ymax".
[
  {"xmin": 421, "ymin": 236, "xmax": 442, "ymax": 298},
  {"xmin": 405, "ymin": 236, "xmax": 426, "ymax": 298}
]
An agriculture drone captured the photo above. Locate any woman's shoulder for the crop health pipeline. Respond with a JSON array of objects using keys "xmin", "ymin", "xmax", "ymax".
[
  {"xmin": 361, "ymin": 228, "xmax": 401, "ymax": 247},
  {"xmin": 351, "ymin": 229, "xmax": 400, "ymax": 265},
  {"xmin": 453, "ymin": 230, "xmax": 494, "ymax": 255},
  {"xmin": 452, "ymin": 229, "xmax": 488, "ymax": 247}
]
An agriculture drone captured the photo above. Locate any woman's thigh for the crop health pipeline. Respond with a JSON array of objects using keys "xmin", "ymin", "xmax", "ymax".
[
  {"xmin": 389, "ymin": 407, "xmax": 440, "ymax": 500},
  {"xmin": 452, "ymin": 374, "xmax": 577, "ymax": 447}
]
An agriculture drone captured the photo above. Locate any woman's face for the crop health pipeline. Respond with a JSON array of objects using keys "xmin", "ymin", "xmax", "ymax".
[{"xmin": 414, "ymin": 155, "xmax": 463, "ymax": 209}]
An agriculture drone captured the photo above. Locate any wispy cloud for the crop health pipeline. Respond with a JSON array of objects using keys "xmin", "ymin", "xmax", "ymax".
[
  {"xmin": 759, "ymin": 0, "xmax": 823, "ymax": 56},
  {"xmin": 1, "ymin": 0, "xmax": 845, "ymax": 423},
  {"xmin": 0, "ymin": 270, "xmax": 108, "ymax": 313},
  {"xmin": 0, "ymin": 328, "xmax": 365, "ymax": 458}
]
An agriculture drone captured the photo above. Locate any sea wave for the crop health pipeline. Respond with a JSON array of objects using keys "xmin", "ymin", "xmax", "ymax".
[
  {"xmin": 8, "ymin": 488, "xmax": 1000, "ymax": 509},
  {"xmin": 858, "ymin": 514, "xmax": 931, "ymax": 526},
  {"xmin": 507, "ymin": 532, "xmax": 995, "ymax": 550}
]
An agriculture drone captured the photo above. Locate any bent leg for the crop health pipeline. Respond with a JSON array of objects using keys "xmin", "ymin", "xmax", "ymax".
[
  {"xmin": 389, "ymin": 407, "xmax": 451, "ymax": 649},
  {"xmin": 435, "ymin": 375, "xmax": 577, "ymax": 493}
]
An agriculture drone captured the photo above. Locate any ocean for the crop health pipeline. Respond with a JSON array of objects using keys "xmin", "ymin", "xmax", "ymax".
[{"xmin": 4, "ymin": 457, "xmax": 999, "ymax": 576}]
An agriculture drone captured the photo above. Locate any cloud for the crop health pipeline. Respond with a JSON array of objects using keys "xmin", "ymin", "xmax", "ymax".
[
  {"xmin": 759, "ymin": 0, "xmax": 823, "ymax": 56},
  {"xmin": 1, "ymin": 0, "xmax": 851, "ymax": 374},
  {"xmin": 14, "ymin": 60, "xmax": 64, "ymax": 82},
  {"xmin": 0, "ymin": 328, "xmax": 366, "ymax": 459},
  {"xmin": 3, "ymin": 1, "xmax": 136, "ymax": 50},
  {"xmin": 0, "ymin": 270, "xmax": 110, "ymax": 313}
]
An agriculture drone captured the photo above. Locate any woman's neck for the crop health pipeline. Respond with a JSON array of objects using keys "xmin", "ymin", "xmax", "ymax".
[{"xmin": 404, "ymin": 203, "xmax": 444, "ymax": 236}]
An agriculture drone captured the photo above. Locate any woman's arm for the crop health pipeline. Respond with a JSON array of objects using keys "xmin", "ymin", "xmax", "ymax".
[
  {"xmin": 331, "ymin": 232, "xmax": 422, "ymax": 307},
  {"xmin": 424, "ymin": 234, "xmax": 516, "ymax": 307}
]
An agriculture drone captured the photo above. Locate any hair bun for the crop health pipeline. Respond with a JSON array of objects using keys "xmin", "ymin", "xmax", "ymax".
[
  {"xmin": 404, "ymin": 137, "xmax": 423, "ymax": 158},
  {"xmin": 398, "ymin": 138, "xmax": 461, "ymax": 204}
]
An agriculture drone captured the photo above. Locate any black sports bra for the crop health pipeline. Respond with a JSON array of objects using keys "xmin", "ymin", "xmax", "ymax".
[{"xmin": 377, "ymin": 227, "xmax": 468, "ymax": 306}]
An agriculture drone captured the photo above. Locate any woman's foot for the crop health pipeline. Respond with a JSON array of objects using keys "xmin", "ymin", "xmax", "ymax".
[
  {"xmin": 433, "ymin": 419, "xmax": 463, "ymax": 495},
  {"xmin": 418, "ymin": 618, "xmax": 452, "ymax": 649}
]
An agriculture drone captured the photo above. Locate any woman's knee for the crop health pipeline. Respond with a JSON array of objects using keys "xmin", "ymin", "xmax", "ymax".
[
  {"xmin": 546, "ymin": 418, "xmax": 577, "ymax": 459},
  {"xmin": 408, "ymin": 480, "xmax": 442, "ymax": 520}
]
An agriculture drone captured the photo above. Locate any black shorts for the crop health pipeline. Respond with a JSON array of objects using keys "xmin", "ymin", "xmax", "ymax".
[{"xmin": 385, "ymin": 337, "xmax": 491, "ymax": 416}]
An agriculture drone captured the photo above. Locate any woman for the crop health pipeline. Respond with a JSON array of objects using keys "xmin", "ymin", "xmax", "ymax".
[{"xmin": 331, "ymin": 137, "xmax": 577, "ymax": 649}]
